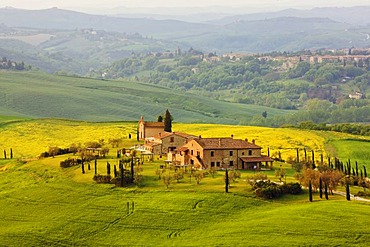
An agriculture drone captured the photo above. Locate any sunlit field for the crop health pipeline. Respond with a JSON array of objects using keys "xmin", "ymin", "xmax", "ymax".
[{"xmin": 0, "ymin": 118, "xmax": 369, "ymax": 246}]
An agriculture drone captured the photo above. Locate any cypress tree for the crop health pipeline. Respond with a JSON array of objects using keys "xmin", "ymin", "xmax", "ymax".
[
  {"xmin": 352, "ymin": 168, "xmax": 355, "ymax": 177},
  {"xmin": 355, "ymin": 162, "xmax": 358, "ymax": 177},
  {"xmin": 304, "ymin": 148, "xmax": 307, "ymax": 161},
  {"xmin": 319, "ymin": 177, "xmax": 323, "ymax": 199},
  {"xmin": 346, "ymin": 182, "xmax": 351, "ymax": 201},
  {"xmin": 136, "ymin": 127, "xmax": 139, "ymax": 141},
  {"xmin": 324, "ymin": 183, "xmax": 329, "ymax": 200},
  {"xmin": 88, "ymin": 162, "xmax": 91, "ymax": 170},
  {"xmin": 94, "ymin": 159, "xmax": 97, "ymax": 175},
  {"xmin": 114, "ymin": 165, "xmax": 118, "ymax": 178},
  {"xmin": 3, "ymin": 150, "xmax": 6, "ymax": 159},
  {"xmin": 10, "ymin": 148, "xmax": 13, "ymax": 159},
  {"xmin": 364, "ymin": 166, "xmax": 367, "ymax": 178},
  {"xmin": 81, "ymin": 162, "xmax": 85, "ymax": 174},
  {"xmin": 120, "ymin": 163, "xmax": 124, "ymax": 187},
  {"xmin": 107, "ymin": 162, "xmax": 111, "ymax": 175},
  {"xmin": 311, "ymin": 150, "xmax": 315, "ymax": 169},
  {"xmin": 296, "ymin": 148, "xmax": 299, "ymax": 162},
  {"xmin": 164, "ymin": 109, "xmax": 172, "ymax": 132},
  {"xmin": 131, "ymin": 156, "xmax": 135, "ymax": 181},
  {"xmin": 268, "ymin": 147, "xmax": 270, "ymax": 157},
  {"xmin": 360, "ymin": 170, "xmax": 363, "ymax": 178},
  {"xmin": 308, "ymin": 180, "xmax": 313, "ymax": 202},
  {"xmin": 225, "ymin": 169, "xmax": 229, "ymax": 193},
  {"xmin": 328, "ymin": 157, "xmax": 331, "ymax": 169}
]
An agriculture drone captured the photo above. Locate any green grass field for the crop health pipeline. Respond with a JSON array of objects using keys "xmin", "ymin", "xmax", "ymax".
[
  {"xmin": 1, "ymin": 154, "xmax": 369, "ymax": 246},
  {"xmin": 0, "ymin": 71, "xmax": 290, "ymax": 124},
  {"xmin": 0, "ymin": 119, "xmax": 370, "ymax": 246}
]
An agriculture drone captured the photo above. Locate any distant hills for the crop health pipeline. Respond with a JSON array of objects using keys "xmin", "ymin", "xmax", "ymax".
[
  {"xmin": 0, "ymin": 6, "xmax": 370, "ymax": 73},
  {"xmin": 0, "ymin": 71, "xmax": 290, "ymax": 124}
]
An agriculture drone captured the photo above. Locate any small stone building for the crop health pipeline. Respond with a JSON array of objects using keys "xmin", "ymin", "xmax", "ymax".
[
  {"xmin": 169, "ymin": 137, "xmax": 273, "ymax": 170},
  {"xmin": 138, "ymin": 116, "xmax": 164, "ymax": 140},
  {"xmin": 144, "ymin": 132, "xmax": 196, "ymax": 155}
]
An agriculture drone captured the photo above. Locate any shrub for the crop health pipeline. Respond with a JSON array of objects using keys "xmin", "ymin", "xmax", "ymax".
[
  {"xmin": 60, "ymin": 158, "xmax": 77, "ymax": 168},
  {"xmin": 93, "ymin": 174, "xmax": 111, "ymax": 184},
  {"xmin": 255, "ymin": 184, "xmax": 282, "ymax": 199},
  {"xmin": 280, "ymin": 183, "xmax": 302, "ymax": 195}
]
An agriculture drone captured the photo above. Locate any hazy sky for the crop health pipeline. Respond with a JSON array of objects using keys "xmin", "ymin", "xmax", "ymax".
[{"xmin": 1, "ymin": 0, "xmax": 370, "ymax": 13}]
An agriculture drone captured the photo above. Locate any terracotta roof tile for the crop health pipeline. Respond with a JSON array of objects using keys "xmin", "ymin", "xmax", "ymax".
[
  {"xmin": 143, "ymin": 122, "xmax": 164, "ymax": 127},
  {"xmin": 154, "ymin": 131, "xmax": 196, "ymax": 139},
  {"xmin": 194, "ymin": 138, "xmax": 261, "ymax": 149},
  {"xmin": 240, "ymin": 156, "xmax": 274, "ymax": 163}
]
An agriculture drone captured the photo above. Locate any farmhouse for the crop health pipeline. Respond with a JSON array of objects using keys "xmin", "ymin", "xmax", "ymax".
[
  {"xmin": 144, "ymin": 131, "xmax": 196, "ymax": 155},
  {"xmin": 168, "ymin": 136, "xmax": 273, "ymax": 170},
  {"xmin": 138, "ymin": 116, "xmax": 164, "ymax": 140}
]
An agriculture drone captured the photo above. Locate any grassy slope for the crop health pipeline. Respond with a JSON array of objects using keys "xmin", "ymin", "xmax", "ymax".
[
  {"xmin": 1, "ymin": 119, "xmax": 370, "ymax": 246},
  {"xmin": 0, "ymin": 155, "xmax": 369, "ymax": 246},
  {"xmin": 0, "ymin": 71, "xmax": 290, "ymax": 124}
]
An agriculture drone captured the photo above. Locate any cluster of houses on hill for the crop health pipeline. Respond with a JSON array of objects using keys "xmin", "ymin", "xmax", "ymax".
[{"xmin": 138, "ymin": 116, "xmax": 273, "ymax": 170}]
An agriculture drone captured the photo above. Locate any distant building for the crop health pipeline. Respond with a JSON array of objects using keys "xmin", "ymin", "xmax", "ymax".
[
  {"xmin": 138, "ymin": 116, "xmax": 164, "ymax": 140},
  {"xmin": 349, "ymin": 92, "xmax": 364, "ymax": 99},
  {"xmin": 168, "ymin": 137, "xmax": 273, "ymax": 170},
  {"xmin": 144, "ymin": 132, "xmax": 196, "ymax": 155}
]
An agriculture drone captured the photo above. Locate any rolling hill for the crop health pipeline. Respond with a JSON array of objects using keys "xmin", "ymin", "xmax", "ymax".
[{"xmin": 0, "ymin": 71, "xmax": 291, "ymax": 123}]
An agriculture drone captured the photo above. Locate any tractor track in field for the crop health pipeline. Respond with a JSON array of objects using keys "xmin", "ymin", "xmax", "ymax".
[
  {"xmin": 167, "ymin": 229, "xmax": 184, "ymax": 239},
  {"xmin": 192, "ymin": 199, "xmax": 204, "ymax": 210}
]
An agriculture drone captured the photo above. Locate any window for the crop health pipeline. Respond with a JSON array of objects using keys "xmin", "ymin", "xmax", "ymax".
[
  {"xmin": 242, "ymin": 152, "xmax": 245, "ymax": 155},
  {"xmin": 211, "ymin": 162, "xmax": 215, "ymax": 167},
  {"xmin": 230, "ymin": 151, "xmax": 233, "ymax": 156},
  {"xmin": 191, "ymin": 150, "xmax": 193, "ymax": 155},
  {"xmin": 211, "ymin": 151, "xmax": 215, "ymax": 157},
  {"xmin": 190, "ymin": 159, "xmax": 194, "ymax": 165},
  {"xmin": 229, "ymin": 161, "xmax": 234, "ymax": 166},
  {"xmin": 170, "ymin": 137, "xmax": 174, "ymax": 142},
  {"xmin": 248, "ymin": 150, "xmax": 252, "ymax": 156},
  {"xmin": 197, "ymin": 151, "xmax": 200, "ymax": 156},
  {"xmin": 216, "ymin": 162, "xmax": 221, "ymax": 167}
]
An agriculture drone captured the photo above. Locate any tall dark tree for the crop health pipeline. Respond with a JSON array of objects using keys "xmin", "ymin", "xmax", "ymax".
[
  {"xmin": 296, "ymin": 148, "xmax": 299, "ymax": 163},
  {"xmin": 114, "ymin": 165, "xmax": 118, "ymax": 178},
  {"xmin": 364, "ymin": 166, "xmax": 367, "ymax": 178},
  {"xmin": 308, "ymin": 180, "xmax": 313, "ymax": 202},
  {"xmin": 157, "ymin": 115, "xmax": 163, "ymax": 122},
  {"xmin": 324, "ymin": 183, "xmax": 329, "ymax": 200},
  {"xmin": 130, "ymin": 156, "xmax": 135, "ymax": 182},
  {"xmin": 319, "ymin": 177, "xmax": 323, "ymax": 199},
  {"xmin": 355, "ymin": 162, "xmax": 359, "ymax": 177},
  {"xmin": 94, "ymin": 159, "xmax": 97, "ymax": 175},
  {"xmin": 311, "ymin": 150, "xmax": 315, "ymax": 169},
  {"xmin": 120, "ymin": 163, "xmax": 124, "ymax": 187},
  {"xmin": 304, "ymin": 148, "xmax": 307, "ymax": 161},
  {"xmin": 3, "ymin": 150, "xmax": 6, "ymax": 159},
  {"xmin": 346, "ymin": 182, "xmax": 351, "ymax": 201},
  {"xmin": 107, "ymin": 162, "xmax": 111, "ymax": 175},
  {"xmin": 225, "ymin": 169, "xmax": 229, "ymax": 193},
  {"xmin": 10, "ymin": 148, "xmax": 13, "ymax": 159},
  {"xmin": 82, "ymin": 162, "xmax": 85, "ymax": 174},
  {"xmin": 164, "ymin": 109, "xmax": 172, "ymax": 132}
]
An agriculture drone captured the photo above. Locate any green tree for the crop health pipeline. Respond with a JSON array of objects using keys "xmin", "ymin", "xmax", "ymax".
[{"xmin": 164, "ymin": 109, "xmax": 172, "ymax": 132}]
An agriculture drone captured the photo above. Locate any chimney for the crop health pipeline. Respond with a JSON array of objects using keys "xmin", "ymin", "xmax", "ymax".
[{"xmin": 252, "ymin": 139, "xmax": 255, "ymax": 144}]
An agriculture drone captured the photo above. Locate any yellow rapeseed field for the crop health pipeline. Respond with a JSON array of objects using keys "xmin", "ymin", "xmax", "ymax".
[
  {"xmin": 0, "ymin": 119, "xmax": 361, "ymax": 161},
  {"xmin": 174, "ymin": 123, "xmax": 328, "ymax": 161},
  {"xmin": 0, "ymin": 119, "xmax": 137, "ymax": 158}
]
